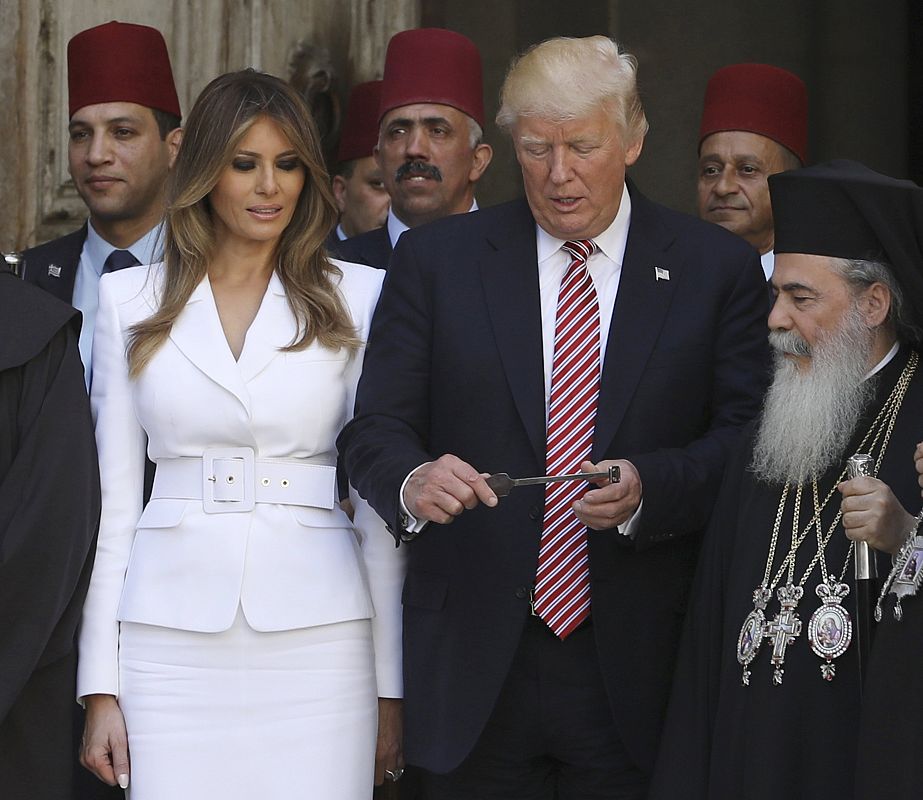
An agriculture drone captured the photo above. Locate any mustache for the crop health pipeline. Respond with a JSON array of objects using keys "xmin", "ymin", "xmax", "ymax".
[
  {"xmin": 769, "ymin": 329, "xmax": 812, "ymax": 358},
  {"xmin": 395, "ymin": 160, "xmax": 443, "ymax": 182}
]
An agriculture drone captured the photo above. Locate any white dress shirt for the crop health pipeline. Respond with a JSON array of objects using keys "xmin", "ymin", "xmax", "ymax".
[
  {"xmin": 760, "ymin": 249, "xmax": 775, "ymax": 281},
  {"xmin": 73, "ymin": 222, "xmax": 163, "ymax": 383},
  {"xmin": 536, "ymin": 183, "xmax": 631, "ymax": 407}
]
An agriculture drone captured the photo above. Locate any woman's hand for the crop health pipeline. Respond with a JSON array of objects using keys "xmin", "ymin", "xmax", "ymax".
[
  {"xmin": 374, "ymin": 697, "xmax": 404, "ymax": 786},
  {"xmin": 80, "ymin": 694, "xmax": 131, "ymax": 789}
]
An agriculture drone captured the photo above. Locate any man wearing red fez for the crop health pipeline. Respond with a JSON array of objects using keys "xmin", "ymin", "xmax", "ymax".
[
  {"xmin": 328, "ymin": 81, "xmax": 390, "ymax": 245},
  {"xmin": 339, "ymin": 36, "xmax": 769, "ymax": 797},
  {"xmin": 651, "ymin": 160, "xmax": 923, "ymax": 799},
  {"xmin": 22, "ymin": 20, "xmax": 182, "ymax": 385},
  {"xmin": 698, "ymin": 63, "xmax": 808, "ymax": 279},
  {"xmin": 333, "ymin": 28, "xmax": 493, "ymax": 268}
]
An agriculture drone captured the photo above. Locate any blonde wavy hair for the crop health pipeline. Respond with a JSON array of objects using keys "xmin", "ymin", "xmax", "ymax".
[
  {"xmin": 496, "ymin": 36, "xmax": 649, "ymax": 148},
  {"xmin": 127, "ymin": 69, "xmax": 358, "ymax": 376}
]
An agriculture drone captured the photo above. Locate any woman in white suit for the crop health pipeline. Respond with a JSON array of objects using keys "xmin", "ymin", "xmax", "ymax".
[{"xmin": 78, "ymin": 70, "xmax": 404, "ymax": 799}]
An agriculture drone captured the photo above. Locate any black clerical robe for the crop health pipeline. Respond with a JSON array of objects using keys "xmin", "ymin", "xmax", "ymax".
[
  {"xmin": 856, "ymin": 489, "xmax": 923, "ymax": 797},
  {"xmin": 650, "ymin": 347, "xmax": 923, "ymax": 800},
  {"xmin": 0, "ymin": 272, "xmax": 101, "ymax": 800}
]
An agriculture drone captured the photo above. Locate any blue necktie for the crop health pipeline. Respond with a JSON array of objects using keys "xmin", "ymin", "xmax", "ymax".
[{"xmin": 103, "ymin": 249, "xmax": 141, "ymax": 274}]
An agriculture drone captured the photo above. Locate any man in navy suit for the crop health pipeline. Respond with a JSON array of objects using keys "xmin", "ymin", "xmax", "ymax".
[
  {"xmin": 22, "ymin": 21, "xmax": 181, "ymax": 381},
  {"xmin": 339, "ymin": 35, "xmax": 770, "ymax": 798},
  {"xmin": 332, "ymin": 28, "xmax": 492, "ymax": 268}
]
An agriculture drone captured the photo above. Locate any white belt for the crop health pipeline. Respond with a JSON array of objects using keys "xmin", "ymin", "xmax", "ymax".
[{"xmin": 151, "ymin": 447, "xmax": 336, "ymax": 514}]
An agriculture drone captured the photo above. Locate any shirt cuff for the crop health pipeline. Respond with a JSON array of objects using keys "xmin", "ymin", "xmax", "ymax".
[
  {"xmin": 617, "ymin": 498, "xmax": 643, "ymax": 538},
  {"xmin": 399, "ymin": 463, "xmax": 430, "ymax": 537}
]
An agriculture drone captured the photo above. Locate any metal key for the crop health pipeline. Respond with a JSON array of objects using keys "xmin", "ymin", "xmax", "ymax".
[{"xmin": 485, "ymin": 465, "xmax": 620, "ymax": 497}]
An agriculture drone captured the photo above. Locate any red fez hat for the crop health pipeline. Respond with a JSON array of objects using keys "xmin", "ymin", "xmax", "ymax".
[
  {"xmin": 699, "ymin": 63, "xmax": 807, "ymax": 164},
  {"xmin": 337, "ymin": 80, "xmax": 383, "ymax": 163},
  {"xmin": 68, "ymin": 21, "xmax": 181, "ymax": 119},
  {"xmin": 379, "ymin": 28, "xmax": 484, "ymax": 128}
]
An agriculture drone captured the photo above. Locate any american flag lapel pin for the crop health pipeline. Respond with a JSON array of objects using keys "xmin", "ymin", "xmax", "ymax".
[
  {"xmin": 48, "ymin": 264, "xmax": 62, "ymax": 278},
  {"xmin": 654, "ymin": 266, "xmax": 670, "ymax": 281}
]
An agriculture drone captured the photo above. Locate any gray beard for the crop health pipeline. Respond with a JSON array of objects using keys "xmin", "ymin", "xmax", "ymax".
[{"xmin": 750, "ymin": 309, "xmax": 879, "ymax": 486}]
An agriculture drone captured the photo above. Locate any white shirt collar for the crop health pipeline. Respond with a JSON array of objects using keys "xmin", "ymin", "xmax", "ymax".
[
  {"xmin": 387, "ymin": 200, "xmax": 480, "ymax": 249},
  {"xmin": 760, "ymin": 250, "xmax": 775, "ymax": 281},
  {"xmin": 866, "ymin": 340, "xmax": 900, "ymax": 379},
  {"xmin": 535, "ymin": 183, "xmax": 632, "ymax": 263}
]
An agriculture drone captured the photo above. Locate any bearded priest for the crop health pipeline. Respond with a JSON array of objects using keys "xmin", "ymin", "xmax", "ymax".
[{"xmin": 649, "ymin": 160, "xmax": 923, "ymax": 800}]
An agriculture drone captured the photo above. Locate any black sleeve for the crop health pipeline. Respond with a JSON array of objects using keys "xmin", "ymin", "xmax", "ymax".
[
  {"xmin": 337, "ymin": 231, "xmax": 437, "ymax": 533},
  {"xmin": 0, "ymin": 321, "xmax": 101, "ymax": 721},
  {"xmin": 648, "ymin": 434, "xmax": 750, "ymax": 799}
]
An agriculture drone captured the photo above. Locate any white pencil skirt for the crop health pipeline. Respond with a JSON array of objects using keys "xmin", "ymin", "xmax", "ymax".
[{"xmin": 117, "ymin": 609, "xmax": 377, "ymax": 800}]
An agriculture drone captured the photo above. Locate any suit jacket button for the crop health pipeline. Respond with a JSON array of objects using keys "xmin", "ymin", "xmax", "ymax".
[
  {"xmin": 529, "ymin": 505, "xmax": 541, "ymax": 521},
  {"xmin": 515, "ymin": 586, "xmax": 529, "ymax": 599}
]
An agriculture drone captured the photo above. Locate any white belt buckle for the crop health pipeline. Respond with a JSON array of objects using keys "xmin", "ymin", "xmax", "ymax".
[{"xmin": 203, "ymin": 446, "xmax": 255, "ymax": 513}]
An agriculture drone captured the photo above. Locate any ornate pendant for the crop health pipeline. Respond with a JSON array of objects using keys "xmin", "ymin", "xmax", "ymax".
[
  {"xmin": 807, "ymin": 579, "xmax": 852, "ymax": 681},
  {"xmin": 888, "ymin": 535, "xmax": 923, "ymax": 620},
  {"xmin": 737, "ymin": 586, "xmax": 771, "ymax": 686},
  {"xmin": 765, "ymin": 584, "xmax": 803, "ymax": 686}
]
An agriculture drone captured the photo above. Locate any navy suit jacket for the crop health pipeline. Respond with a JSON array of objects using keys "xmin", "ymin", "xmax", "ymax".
[
  {"xmin": 338, "ymin": 186, "xmax": 770, "ymax": 775},
  {"xmin": 328, "ymin": 225, "xmax": 391, "ymax": 268},
  {"xmin": 21, "ymin": 225, "xmax": 87, "ymax": 303}
]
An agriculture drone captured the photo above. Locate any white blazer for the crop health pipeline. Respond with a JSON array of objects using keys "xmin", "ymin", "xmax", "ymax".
[{"xmin": 77, "ymin": 261, "xmax": 404, "ymax": 700}]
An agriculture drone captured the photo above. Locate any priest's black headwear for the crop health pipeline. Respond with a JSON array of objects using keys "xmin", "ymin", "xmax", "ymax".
[{"xmin": 770, "ymin": 159, "xmax": 923, "ymax": 336}]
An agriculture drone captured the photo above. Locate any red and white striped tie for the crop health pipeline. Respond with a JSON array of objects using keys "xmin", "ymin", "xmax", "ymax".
[{"xmin": 532, "ymin": 239, "xmax": 600, "ymax": 639}]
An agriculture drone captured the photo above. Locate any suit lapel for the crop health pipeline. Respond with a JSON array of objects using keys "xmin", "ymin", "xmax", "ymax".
[
  {"xmin": 366, "ymin": 226, "xmax": 393, "ymax": 268},
  {"xmin": 592, "ymin": 187, "xmax": 680, "ymax": 460},
  {"xmin": 330, "ymin": 226, "xmax": 392, "ymax": 269},
  {"xmin": 480, "ymin": 202, "xmax": 546, "ymax": 465},
  {"xmin": 236, "ymin": 273, "xmax": 294, "ymax": 383},
  {"xmin": 168, "ymin": 276, "xmax": 252, "ymax": 413},
  {"xmin": 24, "ymin": 224, "xmax": 86, "ymax": 302}
]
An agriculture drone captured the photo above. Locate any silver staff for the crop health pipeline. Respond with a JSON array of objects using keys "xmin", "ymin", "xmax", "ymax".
[{"xmin": 847, "ymin": 453, "xmax": 878, "ymax": 688}]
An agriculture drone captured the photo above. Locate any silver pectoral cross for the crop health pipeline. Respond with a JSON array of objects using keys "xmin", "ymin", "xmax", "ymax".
[{"xmin": 765, "ymin": 584, "xmax": 804, "ymax": 686}]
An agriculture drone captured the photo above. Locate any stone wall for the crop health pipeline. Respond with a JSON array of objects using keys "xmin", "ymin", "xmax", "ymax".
[{"xmin": 1, "ymin": 0, "xmax": 418, "ymax": 252}]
